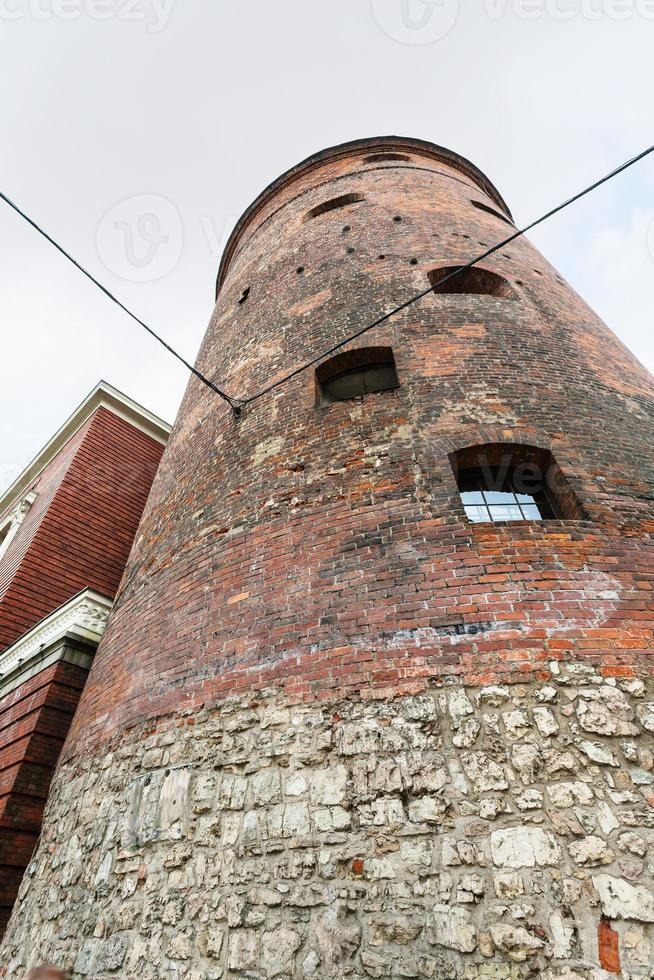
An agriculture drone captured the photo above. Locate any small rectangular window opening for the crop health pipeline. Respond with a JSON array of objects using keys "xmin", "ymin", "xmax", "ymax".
[
  {"xmin": 450, "ymin": 444, "xmax": 583, "ymax": 525},
  {"xmin": 471, "ymin": 200, "xmax": 514, "ymax": 226},
  {"xmin": 316, "ymin": 347, "xmax": 399, "ymax": 404},
  {"xmin": 306, "ymin": 194, "xmax": 365, "ymax": 221},
  {"xmin": 429, "ymin": 266, "xmax": 513, "ymax": 298},
  {"xmin": 460, "ymin": 484, "xmax": 554, "ymax": 524},
  {"xmin": 363, "ymin": 153, "xmax": 410, "ymax": 164}
]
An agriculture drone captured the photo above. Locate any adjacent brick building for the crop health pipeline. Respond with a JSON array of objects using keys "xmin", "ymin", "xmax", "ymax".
[
  {"xmin": 0, "ymin": 381, "xmax": 170, "ymax": 935},
  {"xmin": 1, "ymin": 138, "xmax": 653, "ymax": 978}
]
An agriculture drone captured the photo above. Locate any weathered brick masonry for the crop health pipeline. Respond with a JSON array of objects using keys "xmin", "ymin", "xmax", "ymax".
[{"xmin": 2, "ymin": 137, "xmax": 653, "ymax": 978}]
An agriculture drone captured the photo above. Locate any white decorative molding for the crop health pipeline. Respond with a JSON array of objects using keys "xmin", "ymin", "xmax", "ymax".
[
  {"xmin": 0, "ymin": 590, "xmax": 113, "ymax": 696},
  {"xmin": 0, "ymin": 490, "xmax": 37, "ymax": 563},
  {"xmin": 0, "ymin": 380, "xmax": 172, "ymax": 522}
]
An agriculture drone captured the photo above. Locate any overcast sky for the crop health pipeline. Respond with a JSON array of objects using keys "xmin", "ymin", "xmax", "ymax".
[{"xmin": 1, "ymin": 1, "xmax": 653, "ymax": 493}]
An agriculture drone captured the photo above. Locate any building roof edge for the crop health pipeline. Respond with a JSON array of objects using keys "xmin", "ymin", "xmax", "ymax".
[{"xmin": 0, "ymin": 381, "xmax": 172, "ymax": 521}]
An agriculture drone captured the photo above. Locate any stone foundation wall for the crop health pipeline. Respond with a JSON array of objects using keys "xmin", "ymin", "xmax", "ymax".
[{"xmin": 2, "ymin": 661, "xmax": 653, "ymax": 979}]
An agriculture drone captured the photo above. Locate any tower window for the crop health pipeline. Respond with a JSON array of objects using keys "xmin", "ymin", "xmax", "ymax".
[
  {"xmin": 316, "ymin": 347, "xmax": 399, "ymax": 404},
  {"xmin": 471, "ymin": 200, "xmax": 514, "ymax": 226},
  {"xmin": 429, "ymin": 266, "xmax": 513, "ymax": 298},
  {"xmin": 306, "ymin": 194, "xmax": 365, "ymax": 221},
  {"xmin": 458, "ymin": 473, "xmax": 555, "ymax": 523},
  {"xmin": 364, "ymin": 153, "xmax": 410, "ymax": 163},
  {"xmin": 450, "ymin": 445, "xmax": 583, "ymax": 524}
]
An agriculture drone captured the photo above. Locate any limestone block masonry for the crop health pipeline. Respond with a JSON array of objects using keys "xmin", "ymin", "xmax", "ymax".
[
  {"xmin": 2, "ymin": 137, "xmax": 653, "ymax": 977},
  {"xmin": 3, "ymin": 663, "xmax": 654, "ymax": 978}
]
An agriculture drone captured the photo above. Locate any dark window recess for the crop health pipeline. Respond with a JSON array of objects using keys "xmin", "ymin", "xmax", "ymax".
[
  {"xmin": 306, "ymin": 194, "xmax": 365, "ymax": 221},
  {"xmin": 316, "ymin": 347, "xmax": 399, "ymax": 404},
  {"xmin": 364, "ymin": 153, "xmax": 410, "ymax": 163},
  {"xmin": 450, "ymin": 444, "xmax": 584, "ymax": 524},
  {"xmin": 238, "ymin": 287, "xmax": 250, "ymax": 305},
  {"xmin": 429, "ymin": 266, "xmax": 513, "ymax": 299},
  {"xmin": 471, "ymin": 200, "xmax": 514, "ymax": 225}
]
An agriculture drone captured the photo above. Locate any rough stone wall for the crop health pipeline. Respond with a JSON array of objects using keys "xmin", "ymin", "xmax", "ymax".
[{"xmin": 3, "ymin": 662, "xmax": 653, "ymax": 978}]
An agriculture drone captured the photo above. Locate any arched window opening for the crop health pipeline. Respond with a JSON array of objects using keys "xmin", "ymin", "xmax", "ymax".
[
  {"xmin": 305, "ymin": 194, "xmax": 365, "ymax": 221},
  {"xmin": 471, "ymin": 200, "xmax": 514, "ymax": 226},
  {"xmin": 450, "ymin": 444, "xmax": 583, "ymax": 524},
  {"xmin": 429, "ymin": 266, "xmax": 513, "ymax": 299},
  {"xmin": 363, "ymin": 153, "xmax": 410, "ymax": 164},
  {"xmin": 316, "ymin": 347, "xmax": 399, "ymax": 404}
]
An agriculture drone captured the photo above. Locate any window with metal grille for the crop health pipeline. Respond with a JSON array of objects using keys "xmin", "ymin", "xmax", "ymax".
[
  {"xmin": 458, "ymin": 469, "xmax": 556, "ymax": 523},
  {"xmin": 450, "ymin": 444, "xmax": 583, "ymax": 525}
]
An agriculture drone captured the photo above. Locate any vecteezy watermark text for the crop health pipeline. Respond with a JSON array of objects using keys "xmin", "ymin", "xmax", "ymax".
[
  {"xmin": 371, "ymin": 0, "xmax": 654, "ymax": 45},
  {"xmin": 0, "ymin": 0, "xmax": 175, "ymax": 32},
  {"xmin": 486, "ymin": 0, "xmax": 654, "ymax": 19}
]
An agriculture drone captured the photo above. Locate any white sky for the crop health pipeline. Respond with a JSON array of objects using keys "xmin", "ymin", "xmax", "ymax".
[{"xmin": 1, "ymin": 0, "xmax": 653, "ymax": 493}]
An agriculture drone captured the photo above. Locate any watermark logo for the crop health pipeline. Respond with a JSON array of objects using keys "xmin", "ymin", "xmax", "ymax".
[
  {"xmin": 200, "ymin": 213, "xmax": 239, "ymax": 264},
  {"xmin": 370, "ymin": 0, "xmax": 459, "ymax": 43},
  {"xmin": 96, "ymin": 194, "xmax": 183, "ymax": 283},
  {"xmin": 484, "ymin": 0, "xmax": 654, "ymax": 20},
  {"xmin": 371, "ymin": 0, "xmax": 654, "ymax": 41},
  {"xmin": 0, "ymin": 0, "xmax": 175, "ymax": 32}
]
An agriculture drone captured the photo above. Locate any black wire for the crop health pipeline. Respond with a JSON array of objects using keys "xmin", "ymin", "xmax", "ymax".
[
  {"xmin": 3, "ymin": 142, "xmax": 653, "ymax": 416},
  {"xmin": 241, "ymin": 142, "xmax": 654, "ymax": 407},
  {"xmin": 0, "ymin": 189, "xmax": 240, "ymax": 414}
]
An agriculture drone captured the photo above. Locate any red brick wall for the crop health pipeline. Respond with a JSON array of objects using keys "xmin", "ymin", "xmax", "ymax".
[
  {"xmin": 0, "ymin": 419, "xmax": 91, "ymax": 607},
  {"xmin": 0, "ymin": 654, "xmax": 89, "ymax": 935},
  {"xmin": 0, "ymin": 407, "xmax": 165, "ymax": 652},
  {"xmin": 63, "ymin": 137, "xmax": 654, "ymax": 758}
]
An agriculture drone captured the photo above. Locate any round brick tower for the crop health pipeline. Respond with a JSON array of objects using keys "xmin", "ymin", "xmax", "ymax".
[{"xmin": 3, "ymin": 137, "xmax": 654, "ymax": 979}]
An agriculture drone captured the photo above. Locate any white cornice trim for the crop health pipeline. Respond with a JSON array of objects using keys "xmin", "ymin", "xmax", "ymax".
[
  {"xmin": 0, "ymin": 380, "xmax": 172, "ymax": 521},
  {"xmin": 0, "ymin": 589, "xmax": 113, "ymax": 695}
]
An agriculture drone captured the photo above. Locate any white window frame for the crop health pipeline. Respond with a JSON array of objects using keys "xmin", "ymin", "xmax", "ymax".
[{"xmin": 0, "ymin": 491, "xmax": 37, "ymax": 563}]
